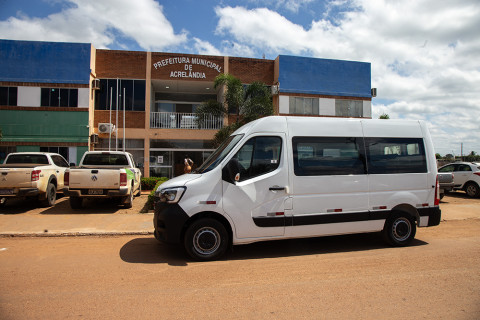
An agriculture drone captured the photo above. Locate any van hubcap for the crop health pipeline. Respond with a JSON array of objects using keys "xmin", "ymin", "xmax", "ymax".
[
  {"xmin": 392, "ymin": 218, "xmax": 411, "ymax": 241},
  {"xmin": 193, "ymin": 227, "xmax": 220, "ymax": 255}
]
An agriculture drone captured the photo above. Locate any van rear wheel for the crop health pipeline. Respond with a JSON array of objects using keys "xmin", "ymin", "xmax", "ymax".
[
  {"xmin": 184, "ymin": 218, "xmax": 228, "ymax": 261},
  {"xmin": 383, "ymin": 211, "xmax": 416, "ymax": 246}
]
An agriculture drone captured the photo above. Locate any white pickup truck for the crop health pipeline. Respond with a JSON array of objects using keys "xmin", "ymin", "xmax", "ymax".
[
  {"xmin": 63, "ymin": 151, "xmax": 142, "ymax": 209},
  {"xmin": 0, "ymin": 152, "xmax": 69, "ymax": 207}
]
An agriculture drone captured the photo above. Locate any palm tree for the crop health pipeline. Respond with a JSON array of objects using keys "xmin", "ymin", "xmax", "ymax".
[{"xmin": 196, "ymin": 74, "xmax": 274, "ymax": 147}]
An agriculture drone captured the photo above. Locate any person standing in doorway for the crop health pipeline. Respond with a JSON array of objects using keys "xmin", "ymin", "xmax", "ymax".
[{"xmin": 184, "ymin": 155, "xmax": 194, "ymax": 173}]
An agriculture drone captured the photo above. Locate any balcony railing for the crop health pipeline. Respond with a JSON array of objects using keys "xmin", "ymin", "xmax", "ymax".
[{"xmin": 150, "ymin": 112, "xmax": 223, "ymax": 130}]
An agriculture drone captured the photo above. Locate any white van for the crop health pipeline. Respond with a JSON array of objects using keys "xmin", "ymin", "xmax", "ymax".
[{"xmin": 154, "ymin": 116, "xmax": 441, "ymax": 261}]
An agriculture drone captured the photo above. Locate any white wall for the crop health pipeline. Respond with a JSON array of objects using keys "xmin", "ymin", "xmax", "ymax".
[
  {"xmin": 17, "ymin": 87, "xmax": 40, "ymax": 107},
  {"xmin": 78, "ymin": 88, "xmax": 89, "ymax": 108},
  {"xmin": 320, "ymin": 98, "xmax": 335, "ymax": 116},
  {"xmin": 279, "ymin": 95, "xmax": 289, "ymax": 114},
  {"xmin": 363, "ymin": 100, "xmax": 372, "ymax": 118}
]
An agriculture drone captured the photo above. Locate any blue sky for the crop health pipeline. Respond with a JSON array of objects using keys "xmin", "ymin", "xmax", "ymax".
[{"xmin": 1, "ymin": 0, "xmax": 479, "ymax": 156}]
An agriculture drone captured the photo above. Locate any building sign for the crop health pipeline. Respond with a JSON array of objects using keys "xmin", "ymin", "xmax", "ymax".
[{"xmin": 153, "ymin": 57, "xmax": 222, "ymax": 79}]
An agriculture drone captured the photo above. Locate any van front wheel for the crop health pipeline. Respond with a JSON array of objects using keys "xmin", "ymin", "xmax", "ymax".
[
  {"xmin": 383, "ymin": 211, "xmax": 416, "ymax": 246},
  {"xmin": 184, "ymin": 218, "xmax": 228, "ymax": 261}
]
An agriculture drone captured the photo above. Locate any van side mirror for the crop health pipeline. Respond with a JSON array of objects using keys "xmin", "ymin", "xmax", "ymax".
[{"xmin": 222, "ymin": 159, "xmax": 240, "ymax": 184}]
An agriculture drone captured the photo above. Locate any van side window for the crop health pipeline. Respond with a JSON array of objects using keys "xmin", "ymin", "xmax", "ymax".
[
  {"xmin": 366, "ymin": 138, "xmax": 427, "ymax": 174},
  {"xmin": 231, "ymin": 136, "xmax": 282, "ymax": 182},
  {"xmin": 292, "ymin": 137, "xmax": 366, "ymax": 176}
]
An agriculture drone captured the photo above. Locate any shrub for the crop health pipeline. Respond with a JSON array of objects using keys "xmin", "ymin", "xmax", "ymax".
[
  {"xmin": 141, "ymin": 177, "xmax": 168, "ymax": 190},
  {"xmin": 142, "ymin": 179, "xmax": 168, "ymax": 212}
]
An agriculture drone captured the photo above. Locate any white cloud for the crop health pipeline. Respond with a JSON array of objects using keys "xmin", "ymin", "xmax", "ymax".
[
  {"xmin": 0, "ymin": 0, "xmax": 187, "ymax": 51},
  {"xmin": 214, "ymin": 1, "xmax": 480, "ymax": 155}
]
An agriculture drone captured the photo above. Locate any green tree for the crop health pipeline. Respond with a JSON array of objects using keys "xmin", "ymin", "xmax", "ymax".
[
  {"xmin": 435, "ymin": 153, "xmax": 442, "ymax": 160},
  {"xmin": 196, "ymin": 74, "xmax": 274, "ymax": 147},
  {"xmin": 379, "ymin": 113, "xmax": 390, "ymax": 119}
]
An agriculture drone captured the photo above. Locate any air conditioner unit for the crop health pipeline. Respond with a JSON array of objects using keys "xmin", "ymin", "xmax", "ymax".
[
  {"xmin": 92, "ymin": 79, "xmax": 101, "ymax": 90},
  {"xmin": 271, "ymin": 84, "xmax": 279, "ymax": 95},
  {"xmin": 371, "ymin": 88, "xmax": 377, "ymax": 97},
  {"xmin": 98, "ymin": 123, "xmax": 115, "ymax": 134}
]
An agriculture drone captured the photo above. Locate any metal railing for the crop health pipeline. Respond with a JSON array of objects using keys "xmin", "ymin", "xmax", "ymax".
[{"xmin": 150, "ymin": 112, "xmax": 223, "ymax": 130}]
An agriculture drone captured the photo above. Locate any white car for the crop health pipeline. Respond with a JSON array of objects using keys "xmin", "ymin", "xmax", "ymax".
[{"xmin": 438, "ymin": 162, "xmax": 480, "ymax": 198}]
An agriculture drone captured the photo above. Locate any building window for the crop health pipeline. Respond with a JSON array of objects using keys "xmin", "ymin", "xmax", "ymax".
[
  {"xmin": 0, "ymin": 86, "xmax": 17, "ymax": 106},
  {"xmin": 40, "ymin": 147, "xmax": 69, "ymax": 162},
  {"xmin": 335, "ymin": 100, "xmax": 363, "ymax": 117},
  {"xmin": 289, "ymin": 97, "xmax": 319, "ymax": 115},
  {"xmin": 95, "ymin": 79, "xmax": 145, "ymax": 111},
  {"xmin": 40, "ymin": 88, "xmax": 78, "ymax": 107}
]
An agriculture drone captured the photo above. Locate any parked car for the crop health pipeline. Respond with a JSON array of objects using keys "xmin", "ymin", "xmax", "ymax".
[
  {"xmin": 0, "ymin": 152, "xmax": 69, "ymax": 207},
  {"xmin": 438, "ymin": 162, "xmax": 480, "ymax": 198},
  {"xmin": 63, "ymin": 151, "xmax": 142, "ymax": 209}
]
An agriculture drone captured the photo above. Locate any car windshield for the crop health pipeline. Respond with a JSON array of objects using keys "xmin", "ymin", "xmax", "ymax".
[{"xmin": 195, "ymin": 134, "xmax": 244, "ymax": 173}]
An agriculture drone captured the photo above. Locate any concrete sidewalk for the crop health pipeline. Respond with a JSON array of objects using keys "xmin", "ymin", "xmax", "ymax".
[
  {"xmin": 0, "ymin": 194, "xmax": 154, "ymax": 237},
  {"xmin": 0, "ymin": 192, "xmax": 479, "ymax": 237}
]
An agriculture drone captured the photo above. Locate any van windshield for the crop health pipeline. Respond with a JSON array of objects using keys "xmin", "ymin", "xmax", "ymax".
[{"xmin": 195, "ymin": 134, "xmax": 244, "ymax": 173}]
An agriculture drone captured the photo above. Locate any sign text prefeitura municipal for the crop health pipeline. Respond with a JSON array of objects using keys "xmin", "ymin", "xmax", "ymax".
[{"xmin": 153, "ymin": 57, "xmax": 222, "ymax": 79}]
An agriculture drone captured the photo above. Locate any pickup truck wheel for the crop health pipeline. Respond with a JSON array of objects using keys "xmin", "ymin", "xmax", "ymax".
[
  {"xmin": 124, "ymin": 189, "xmax": 134, "ymax": 208},
  {"xmin": 70, "ymin": 197, "xmax": 83, "ymax": 209},
  {"xmin": 41, "ymin": 183, "xmax": 56, "ymax": 207},
  {"xmin": 184, "ymin": 218, "xmax": 229, "ymax": 261},
  {"xmin": 465, "ymin": 182, "xmax": 480, "ymax": 198},
  {"xmin": 383, "ymin": 211, "xmax": 416, "ymax": 247}
]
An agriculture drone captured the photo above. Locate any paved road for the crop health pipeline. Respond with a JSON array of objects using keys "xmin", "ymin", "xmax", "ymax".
[{"xmin": 1, "ymin": 219, "xmax": 479, "ymax": 319}]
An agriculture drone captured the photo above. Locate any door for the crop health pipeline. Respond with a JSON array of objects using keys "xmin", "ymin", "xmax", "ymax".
[
  {"xmin": 222, "ymin": 134, "xmax": 289, "ymax": 239},
  {"xmin": 454, "ymin": 164, "xmax": 472, "ymax": 187}
]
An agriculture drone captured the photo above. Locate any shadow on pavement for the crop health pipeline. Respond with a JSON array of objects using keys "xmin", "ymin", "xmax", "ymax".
[{"xmin": 119, "ymin": 233, "xmax": 428, "ymax": 266}]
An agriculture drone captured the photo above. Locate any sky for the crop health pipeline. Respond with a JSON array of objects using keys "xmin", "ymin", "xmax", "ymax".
[{"xmin": 0, "ymin": 0, "xmax": 479, "ymax": 156}]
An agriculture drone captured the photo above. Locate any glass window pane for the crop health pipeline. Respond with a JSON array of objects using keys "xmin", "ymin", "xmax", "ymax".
[
  {"xmin": 133, "ymin": 80, "xmax": 145, "ymax": 111},
  {"xmin": 41, "ymin": 88, "xmax": 50, "ymax": 107},
  {"xmin": 0, "ymin": 87, "xmax": 7, "ymax": 105},
  {"xmin": 8, "ymin": 87, "xmax": 17, "ymax": 106},
  {"xmin": 120, "ymin": 80, "xmax": 133, "ymax": 111},
  {"xmin": 69, "ymin": 89, "xmax": 78, "ymax": 108},
  {"xmin": 366, "ymin": 138, "xmax": 427, "ymax": 174},
  {"xmin": 293, "ymin": 137, "xmax": 366, "ymax": 176}
]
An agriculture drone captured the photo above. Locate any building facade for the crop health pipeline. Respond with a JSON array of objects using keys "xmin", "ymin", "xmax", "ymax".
[{"xmin": 0, "ymin": 39, "xmax": 373, "ymax": 178}]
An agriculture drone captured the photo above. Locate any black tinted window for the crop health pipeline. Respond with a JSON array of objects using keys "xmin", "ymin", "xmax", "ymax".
[
  {"xmin": 231, "ymin": 136, "xmax": 282, "ymax": 181},
  {"xmin": 293, "ymin": 137, "xmax": 366, "ymax": 176},
  {"xmin": 82, "ymin": 154, "xmax": 128, "ymax": 166},
  {"xmin": 6, "ymin": 154, "xmax": 49, "ymax": 164},
  {"xmin": 366, "ymin": 138, "xmax": 427, "ymax": 174},
  {"xmin": 51, "ymin": 155, "xmax": 69, "ymax": 167}
]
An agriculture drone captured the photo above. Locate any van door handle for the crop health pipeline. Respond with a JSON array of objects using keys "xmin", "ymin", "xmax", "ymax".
[{"xmin": 269, "ymin": 186, "xmax": 285, "ymax": 191}]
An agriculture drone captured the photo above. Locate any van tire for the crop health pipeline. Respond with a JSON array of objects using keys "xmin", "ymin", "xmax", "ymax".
[
  {"xmin": 383, "ymin": 211, "xmax": 416, "ymax": 246},
  {"xmin": 464, "ymin": 182, "xmax": 480, "ymax": 198},
  {"xmin": 70, "ymin": 197, "xmax": 83, "ymax": 209},
  {"xmin": 184, "ymin": 218, "xmax": 229, "ymax": 261},
  {"xmin": 41, "ymin": 183, "xmax": 56, "ymax": 207}
]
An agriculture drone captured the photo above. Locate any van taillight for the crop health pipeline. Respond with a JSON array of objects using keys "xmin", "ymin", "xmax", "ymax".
[
  {"xmin": 31, "ymin": 170, "xmax": 41, "ymax": 182},
  {"xmin": 120, "ymin": 173, "xmax": 127, "ymax": 186},
  {"xmin": 434, "ymin": 176, "xmax": 440, "ymax": 206},
  {"xmin": 64, "ymin": 172, "xmax": 69, "ymax": 186}
]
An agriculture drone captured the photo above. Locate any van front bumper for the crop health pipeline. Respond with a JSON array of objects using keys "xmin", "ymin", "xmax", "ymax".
[{"xmin": 153, "ymin": 202, "xmax": 189, "ymax": 245}]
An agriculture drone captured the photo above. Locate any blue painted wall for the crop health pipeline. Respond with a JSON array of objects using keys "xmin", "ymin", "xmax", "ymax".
[
  {"xmin": 278, "ymin": 55, "xmax": 371, "ymax": 98},
  {"xmin": 0, "ymin": 39, "xmax": 91, "ymax": 84}
]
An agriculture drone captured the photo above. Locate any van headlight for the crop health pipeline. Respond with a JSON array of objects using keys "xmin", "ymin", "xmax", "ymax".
[{"xmin": 155, "ymin": 187, "xmax": 186, "ymax": 204}]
